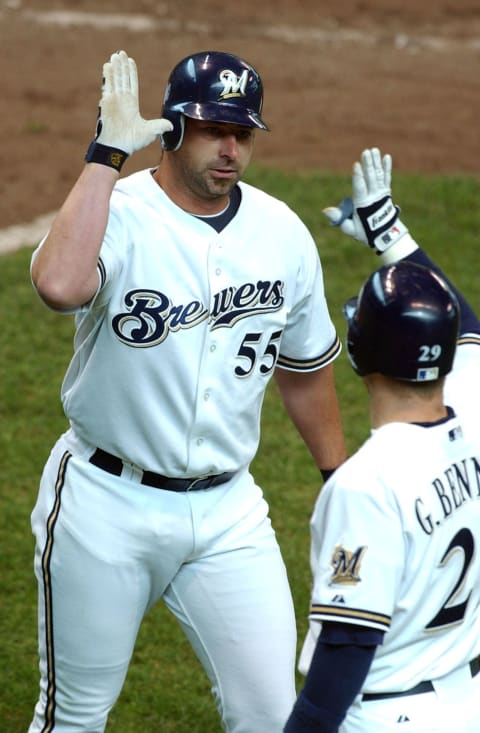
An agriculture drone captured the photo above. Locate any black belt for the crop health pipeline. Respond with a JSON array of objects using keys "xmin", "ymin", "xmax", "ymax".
[
  {"xmin": 362, "ymin": 657, "xmax": 480, "ymax": 701},
  {"xmin": 89, "ymin": 448, "xmax": 235, "ymax": 492}
]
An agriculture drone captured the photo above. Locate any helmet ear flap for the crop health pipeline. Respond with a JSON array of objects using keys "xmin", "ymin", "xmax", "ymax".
[
  {"xmin": 160, "ymin": 112, "xmax": 185, "ymax": 151},
  {"xmin": 346, "ymin": 316, "xmax": 371, "ymax": 377}
]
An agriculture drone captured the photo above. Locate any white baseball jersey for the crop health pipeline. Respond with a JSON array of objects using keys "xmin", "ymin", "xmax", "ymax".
[
  {"xmin": 46, "ymin": 170, "xmax": 339, "ymax": 476},
  {"xmin": 299, "ymin": 337, "xmax": 480, "ymax": 694}
]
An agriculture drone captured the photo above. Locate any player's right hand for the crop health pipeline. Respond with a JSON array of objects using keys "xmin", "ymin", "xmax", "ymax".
[
  {"xmin": 323, "ymin": 147, "xmax": 409, "ymax": 254},
  {"xmin": 93, "ymin": 50, "xmax": 173, "ymax": 155}
]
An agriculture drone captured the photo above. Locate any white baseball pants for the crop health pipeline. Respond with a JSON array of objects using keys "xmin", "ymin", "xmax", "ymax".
[{"xmin": 28, "ymin": 432, "xmax": 297, "ymax": 732}]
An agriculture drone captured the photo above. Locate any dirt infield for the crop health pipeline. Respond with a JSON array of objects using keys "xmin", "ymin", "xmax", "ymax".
[{"xmin": 2, "ymin": 0, "xmax": 480, "ymax": 231}]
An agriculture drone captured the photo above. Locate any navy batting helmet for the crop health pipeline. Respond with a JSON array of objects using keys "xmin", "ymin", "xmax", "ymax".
[
  {"xmin": 343, "ymin": 262, "xmax": 459, "ymax": 381},
  {"xmin": 160, "ymin": 51, "xmax": 269, "ymax": 151}
]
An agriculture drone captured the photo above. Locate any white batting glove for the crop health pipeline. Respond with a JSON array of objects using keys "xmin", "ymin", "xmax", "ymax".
[
  {"xmin": 85, "ymin": 50, "xmax": 173, "ymax": 171},
  {"xmin": 324, "ymin": 147, "xmax": 410, "ymax": 255}
]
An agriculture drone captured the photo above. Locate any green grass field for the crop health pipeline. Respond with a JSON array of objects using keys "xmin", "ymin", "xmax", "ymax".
[{"xmin": 1, "ymin": 167, "xmax": 479, "ymax": 731}]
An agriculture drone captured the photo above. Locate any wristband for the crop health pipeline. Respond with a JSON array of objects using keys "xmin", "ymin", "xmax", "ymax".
[
  {"xmin": 320, "ymin": 467, "xmax": 337, "ymax": 483},
  {"xmin": 84, "ymin": 141, "xmax": 129, "ymax": 172}
]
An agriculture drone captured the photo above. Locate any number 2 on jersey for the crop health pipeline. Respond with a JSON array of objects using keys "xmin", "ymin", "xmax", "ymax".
[{"xmin": 426, "ymin": 527, "xmax": 474, "ymax": 630}]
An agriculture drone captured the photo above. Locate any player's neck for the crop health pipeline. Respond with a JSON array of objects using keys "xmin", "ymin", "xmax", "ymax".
[{"xmin": 364, "ymin": 373, "xmax": 448, "ymax": 429}]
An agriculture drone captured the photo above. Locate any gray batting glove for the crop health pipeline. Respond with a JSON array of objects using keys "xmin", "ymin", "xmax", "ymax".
[
  {"xmin": 324, "ymin": 147, "xmax": 409, "ymax": 254},
  {"xmin": 85, "ymin": 50, "xmax": 173, "ymax": 171}
]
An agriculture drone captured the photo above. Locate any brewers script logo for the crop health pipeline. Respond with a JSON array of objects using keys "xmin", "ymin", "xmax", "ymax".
[
  {"xmin": 218, "ymin": 69, "xmax": 249, "ymax": 99},
  {"xmin": 329, "ymin": 544, "xmax": 367, "ymax": 585},
  {"xmin": 112, "ymin": 280, "xmax": 285, "ymax": 347}
]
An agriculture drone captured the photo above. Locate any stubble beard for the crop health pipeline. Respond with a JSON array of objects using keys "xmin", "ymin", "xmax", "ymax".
[{"xmin": 190, "ymin": 166, "xmax": 239, "ymax": 201}]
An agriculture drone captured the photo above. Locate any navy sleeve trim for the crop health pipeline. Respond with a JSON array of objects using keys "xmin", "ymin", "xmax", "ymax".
[
  {"xmin": 457, "ymin": 333, "xmax": 480, "ymax": 347},
  {"xmin": 310, "ymin": 603, "xmax": 391, "ymax": 631},
  {"xmin": 277, "ymin": 334, "xmax": 341, "ymax": 372},
  {"xmin": 320, "ymin": 621, "xmax": 385, "ymax": 646},
  {"xmin": 97, "ymin": 257, "xmax": 107, "ymax": 289}
]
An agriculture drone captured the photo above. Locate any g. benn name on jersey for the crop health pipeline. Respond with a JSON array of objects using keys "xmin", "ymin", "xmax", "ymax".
[
  {"xmin": 112, "ymin": 280, "xmax": 285, "ymax": 346},
  {"xmin": 415, "ymin": 456, "xmax": 480, "ymax": 535}
]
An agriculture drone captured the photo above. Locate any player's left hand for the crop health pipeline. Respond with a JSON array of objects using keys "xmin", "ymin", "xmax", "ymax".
[
  {"xmin": 323, "ymin": 147, "xmax": 409, "ymax": 254},
  {"xmin": 94, "ymin": 50, "xmax": 173, "ymax": 155}
]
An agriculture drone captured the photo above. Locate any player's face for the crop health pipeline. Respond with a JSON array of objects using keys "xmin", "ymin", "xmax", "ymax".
[{"xmin": 170, "ymin": 118, "xmax": 255, "ymax": 205}]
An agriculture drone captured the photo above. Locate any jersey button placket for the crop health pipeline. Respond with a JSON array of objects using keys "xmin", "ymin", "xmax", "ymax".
[{"xmin": 190, "ymin": 248, "xmax": 222, "ymax": 470}]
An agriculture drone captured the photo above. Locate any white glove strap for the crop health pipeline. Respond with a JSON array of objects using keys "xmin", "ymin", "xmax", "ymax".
[
  {"xmin": 379, "ymin": 233, "xmax": 420, "ymax": 264},
  {"xmin": 371, "ymin": 216, "xmax": 409, "ymax": 253}
]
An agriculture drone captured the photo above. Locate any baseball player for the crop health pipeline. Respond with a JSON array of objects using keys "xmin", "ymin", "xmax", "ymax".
[
  {"xmin": 28, "ymin": 50, "xmax": 346, "ymax": 732},
  {"xmin": 284, "ymin": 148, "xmax": 480, "ymax": 733}
]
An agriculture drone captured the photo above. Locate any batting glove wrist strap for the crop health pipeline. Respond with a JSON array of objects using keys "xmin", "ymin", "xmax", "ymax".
[
  {"xmin": 356, "ymin": 195, "xmax": 409, "ymax": 254},
  {"xmin": 85, "ymin": 141, "xmax": 129, "ymax": 172}
]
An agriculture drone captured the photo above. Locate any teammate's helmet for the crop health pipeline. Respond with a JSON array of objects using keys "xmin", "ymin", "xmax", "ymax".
[
  {"xmin": 160, "ymin": 51, "xmax": 269, "ymax": 151},
  {"xmin": 344, "ymin": 262, "xmax": 459, "ymax": 381}
]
